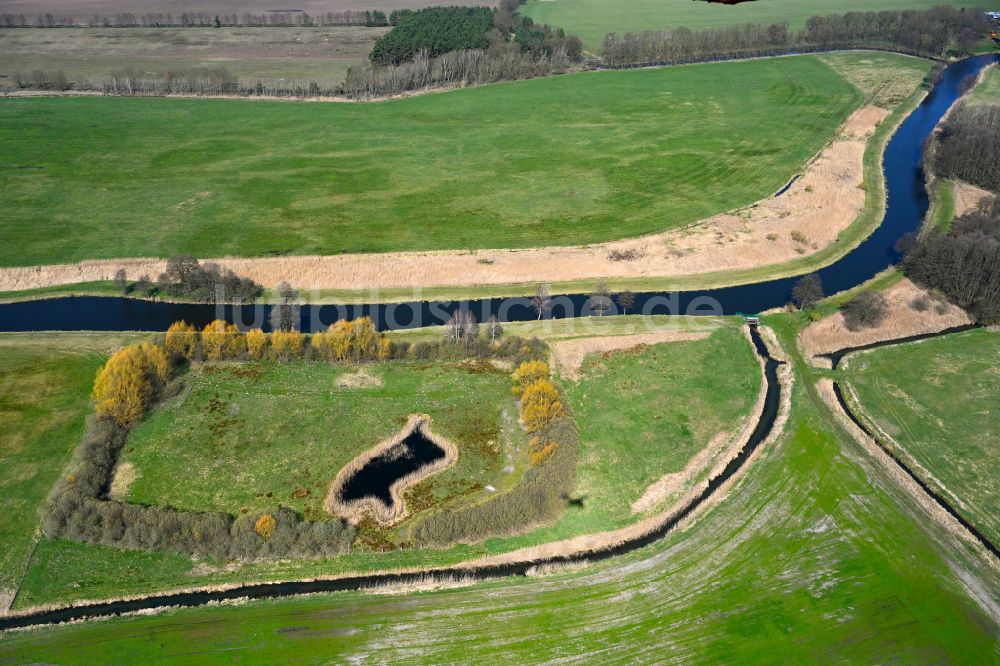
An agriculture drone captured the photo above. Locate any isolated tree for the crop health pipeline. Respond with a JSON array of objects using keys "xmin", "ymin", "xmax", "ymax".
[
  {"xmin": 589, "ymin": 282, "xmax": 613, "ymax": 316},
  {"xmin": 532, "ymin": 284, "xmax": 552, "ymax": 320},
  {"xmin": 270, "ymin": 281, "xmax": 300, "ymax": 332},
  {"xmin": 444, "ymin": 311, "xmax": 478, "ymax": 344},
  {"xmin": 113, "ymin": 268, "xmax": 128, "ymax": 295},
  {"xmin": 254, "ymin": 514, "xmax": 276, "ymax": 539},
  {"xmin": 201, "ymin": 320, "xmax": 244, "ymax": 360},
  {"xmin": 617, "ymin": 290, "xmax": 635, "ymax": 315},
  {"xmin": 270, "ymin": 330, "xmax": 304, "ymax": 361},
  {"xmin": 792, "ymin": 273, "xmax": 824, "ymax": 309},
  {"xmin": 92, "ymin": 343, "xmax": 171, "ymax": 426},
  {"xmin": 841, "ymin": 291, "xmax": 888, "ymax": 331},
  {"xmin": 486, "ymin": 315, "xmax": 503, "ymax": 342},
  {"xmin": 134, "ymin": 274, "xmax": 154, "ymax": 297}
]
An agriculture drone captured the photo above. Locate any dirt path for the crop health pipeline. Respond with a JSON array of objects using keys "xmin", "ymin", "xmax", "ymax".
[{"xmin": 0, "ymin": 107, "xmax": 885, "ymax": 294}]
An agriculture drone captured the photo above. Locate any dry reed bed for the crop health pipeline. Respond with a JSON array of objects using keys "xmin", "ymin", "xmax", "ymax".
[
  {"xmin": 0, "ymin": 107, "xmax": 884, "ymax": 293},
  {"xmin": 324, "ymin": 414, "xmax": 458, "ymax": 525},
  {"xmin": 462, "ymin": 325, "xmax": 787, "ymax": 567},
  {"xmin": 952, "ymin": 180, "xmax": 993, "ymax": 218},
  {"xmin": 799, "ymin": 278, "xmax": 972, "ymax": 365}
]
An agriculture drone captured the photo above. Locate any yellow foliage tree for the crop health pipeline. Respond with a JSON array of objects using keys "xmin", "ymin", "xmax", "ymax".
[
  {"xmin": 93, "ymin": 343, "xmax": 171, "ymax": 427},
  {"xmin": 201, "ymin": 320, "xmax": 245, "ymax": 360},
  {"xmin": 164, "ymin": 320, "xmax": 198, "ymax": 359},
  {"xmin": 270, "ymin": 330, "xmax": 304, "ymax": 361},
  {"xmin": 246, "ymin": 328, "xmax": 268, "ymax": 360},
  {"xmin": 512, "ymin": 360, "xmax": 549, "ymax": 396},
  {"xmin": 351, "ymin": 316, "xmax": 379, "ymax": 360},
  {"xmin": 310, "ymin": 331, "xmax": 330, "ymax": 361},
  {"xmin": 529, "ymin": 437, "xmax": 559, "ymax": 466},
  {"xmin": 378, "ymin": 337, "xmax": 393, "ymax": 361},
  {"xmin": 254, "ymin": 514, "xmax": 276, "ymax": 540},
  {"xmin": 327, "ymin": 320, "xmax": 353, "ymax": 362},
  {"xmin": 519, "ymin": 378, "xmax": 563, "ymax": 433}
]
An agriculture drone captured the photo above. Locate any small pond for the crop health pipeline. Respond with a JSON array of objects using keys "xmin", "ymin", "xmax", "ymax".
[{"xmin": 339, "ymin": 427, "xmax": 447, "ymax": 508}]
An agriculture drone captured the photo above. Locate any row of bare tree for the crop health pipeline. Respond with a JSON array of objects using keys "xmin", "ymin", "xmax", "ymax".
[
  {"xmin": 602, "ymin": 7, "xmax": 987, "ymax": 67},
  {"xmin": 341, "ymin": 45, "xmax": 574, "ymax": 98},
  {"xmin": 1, "ymin": 10, "xmax": 384, "ymax": 28}
]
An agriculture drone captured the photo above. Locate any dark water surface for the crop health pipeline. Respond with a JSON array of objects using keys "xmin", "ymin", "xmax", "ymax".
[
  {"xmin": 340, "ymin": 429, "xmax": 446, "ymax": 507},
  {"xmin": 0, "ymin": 54, "xmax": 996, "ymax": 334}
]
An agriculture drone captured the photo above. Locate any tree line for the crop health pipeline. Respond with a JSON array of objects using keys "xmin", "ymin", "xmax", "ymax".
[
  {"xmin": 904, "ymin": 91, "xmax": 1000, "ymax": 325},
  {"xmin": 905, "ymin": 194, "xmax": 1000, "ymax": 324},
  {"xmin": 602, "ymin": 6, "xmax": 988, "ymax": 67},
  {"xmin": 1, "ymin": 10, "xmax": 396, "ymax": 28},
  {"xmin": 931, "ymin": 102, "xmax": 1000, "ymax": 193}
]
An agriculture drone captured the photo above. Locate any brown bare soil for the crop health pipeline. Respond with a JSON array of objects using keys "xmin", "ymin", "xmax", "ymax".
[
  {"xmin": 0, "ymin": 106, "xmax": 885, "ymax": 293},
  {"xmin": 107, "ymin": 461, "xmax": 137, "ymax": 501},
  {"xmin": 324, "ymin": 414, "xmax": 458, "ymax": 525},
  {"xmin": 799, "ymin": 278, "xmax": 972, "ymax": 364},
  {"xmin": 551, "ymin": 330, "xmax": 711, "ymax": 380},
  {"xmin": 335, "ymin": 369, "xmax": 382, "ymax": 389}
]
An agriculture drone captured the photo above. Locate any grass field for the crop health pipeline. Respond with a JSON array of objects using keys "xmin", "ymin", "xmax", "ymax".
[
  {"xmin": 0, "ymin": 342, "xmax": 104, "ymax": 608},
  {"xmin": 2, "ymin": 317, "xmax": 997, "ymax": 662},
  {"xmin": 0, "ymin": 55, "xmax": 859, "ymax": 267},
  {"xmin": 0, "ymin": 332, "xmax": 155, "ymax": 610},
  {"xmin": 563, "ymin": 326, "xmax": 759, "ymax": 526},
  {"xmin": 521, "ymin": 0, "xmax": 1000, "ymax": 50},
  {"xmin": 0, "ymin": 26, "xmax": 386, "ymax": 90},
  {"xmin": 122, "ymin": 361, "xmax": 518, "ymax": 520},
  {"xmin": 842, "ymin": 328, "xmax": 1000, "ymax": 547},
  {"xmin": 969, "ymin": 63, "xmax": 1000, "ymax": 105}
]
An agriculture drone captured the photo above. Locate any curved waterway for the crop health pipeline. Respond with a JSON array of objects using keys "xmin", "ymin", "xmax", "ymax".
[
  {"xmin": 0, "ymin": 54, "xmax": 996, "ymax": 334},
  {"xmin": 0, "ymin": 325, "xmax": 780, "ymax": 630}
]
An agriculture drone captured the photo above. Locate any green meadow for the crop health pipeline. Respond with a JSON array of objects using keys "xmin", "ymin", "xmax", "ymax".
[
  {"xmin": 843, "ymin": 328, "xmax": 1000, "ymax": 546},
  {"xmin": 0, "ymin": 55, "xmax": 858, "ymax": 267}
]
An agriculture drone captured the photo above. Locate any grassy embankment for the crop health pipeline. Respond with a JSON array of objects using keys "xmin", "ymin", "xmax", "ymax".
[
  {"xmin": 0, "ymin": 55, "xmax": 857, "ymax": 268},
  {"xmin": 11, "ymin": 321, "xmax": 761, "ymax": 607},
  {"xmin": 520, "ymin": 0, "xmax": 1000, "ymax": 50},
  {"xmin": 2, "ymin": 316, "xmax": 998, "ymax": 662},
  {"xmin": 0, "ymin": 26, "xmax": 386, "ymax": 91},
  {"xmin": 841, "ymin": 328, "xmax": 1000, "ymax": 546}
]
